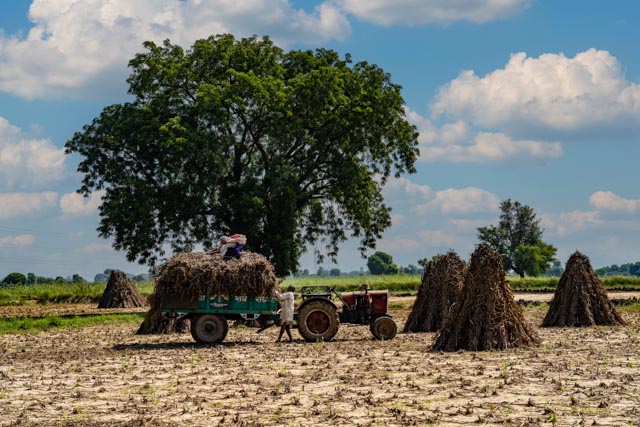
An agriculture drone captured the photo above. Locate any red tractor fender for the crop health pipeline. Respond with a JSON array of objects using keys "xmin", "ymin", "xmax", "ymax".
[{"xmin": 296, "ymin": 296, "xmax": 339, "ymax": 314}]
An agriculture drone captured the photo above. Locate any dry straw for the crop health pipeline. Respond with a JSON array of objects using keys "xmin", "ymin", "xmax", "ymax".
[
  {"xmin": 542, "ymin": 251, "xmax": 624, "ymax": 327},
  {"xmin": 137, "ymin": 251, "xmax": 278, "ymax": 334},
  {"xmin": 98, "ymin": 270, "xmax": 148, "ymax": 309},
  {"xmin": 431, "ymin": 244, "xmax": 540, "ymax": 352},
  {"xmin": 404, "ymin": 251, "xmax": 467, "ymax": 333}
]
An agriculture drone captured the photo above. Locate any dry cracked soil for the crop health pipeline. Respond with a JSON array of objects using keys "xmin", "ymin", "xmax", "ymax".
[{"xmin": 1, "ymin": 306, "xmax": 639, "ymax": 426}]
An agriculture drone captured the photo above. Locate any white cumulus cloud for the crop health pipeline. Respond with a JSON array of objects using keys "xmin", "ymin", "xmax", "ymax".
[
  {"xmin": 416, "ymin": 230, "xmax": 456, "ymax": 247},
  {"xmin": 0, "ymin": 0, "xmax": 351, "ymax": 99},
  {"xmin": 589, "ymin": 191, "xmax": 640, "ymax": 213},
  {"xmin": 337, "ymin": 0, "xmax": 530, "ymax": 26},
  {"xmin": 75, "ymin": 242, "xmax": 114, "ymax": 254},
  {"xmin": 383, "ymin": 176, "xmax": 431, "ymax": 200},
  {"xmin": 414, "ymin": 187, "xmax": 500, "ymax": 215},
  {"xmin": 432, "ymin": 49, "xmax": 640, "ymax": 135},
  {"xmin": 407, "ymin": 110, "xmax": 561, "ymax": 164},
  {"xmin": 60, "ymin": 190, "xmax": 106, "ymax": 216},
  {"xmin": 0, "ymin": 234, "xmax": 36, "ymax": 247},
  {"xmin": 541, "ymin": 210, "xmax": 602, "ymax": 237},
  {"xmin": 0, "ymin": 192, "xmax": 58, "ymax": 220},
  {"xmin": 0, "ymin": 117, "xmax": 66, "ymax": 190}
]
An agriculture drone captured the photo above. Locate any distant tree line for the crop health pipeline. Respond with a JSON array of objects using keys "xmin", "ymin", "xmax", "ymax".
[
  {"xmin": 0, "ymin": 272, "xmax": 87, "ymax": 286},
  {"xmin": 1, "ymin": 269, "xmax": 150, "ymax": 286},
  {"xmin": 596, "ymin": 262, "xmax": 640, "ymax": 277}
]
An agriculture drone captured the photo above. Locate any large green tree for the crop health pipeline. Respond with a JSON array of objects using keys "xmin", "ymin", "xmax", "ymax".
[
  {"xmin": 477, "ymin": 199, "xmax": 557, "ymax": 277},
  {"xmin": 65, "ymin": 34, "xmax": 419, "ymax": 276},
  {"xmin": 367, "ymin": 251, "xmax": 399, "ymax": 275}
]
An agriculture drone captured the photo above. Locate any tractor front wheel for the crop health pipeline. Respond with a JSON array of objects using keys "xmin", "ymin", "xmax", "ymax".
[
  {"xmin": 371, "ymin": 316, "xmax": 397, "ymax": 340},
  {"xmin": 297, "ymin": 300, "xmax": 339, "ymax": 342},
  {"xmin": 191, "ymin": 314, "xmax": 229, "ymax": 344}
]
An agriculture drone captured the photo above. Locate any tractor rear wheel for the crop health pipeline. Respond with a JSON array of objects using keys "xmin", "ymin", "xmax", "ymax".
[
  {"xmin": 371, "ymin": 316, "xmax": 397, "ymax": 340},
  {"xmin": 297, "ymin": 300, "xmax": 339, "ymax": 342},
  {"xmin": 191, "ymin": 314, "xmax": 229, "ymax": 344}
]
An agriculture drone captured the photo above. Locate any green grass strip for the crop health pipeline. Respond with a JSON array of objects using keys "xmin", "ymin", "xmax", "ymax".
[
  {"xmin": 1, "ymin": 275, "xmax": 639, "ymax": 306},
  {"xmin": 0, "ymin": 282, "xmax": 154, "ymax": 306},
  {"xmin": 0, "ymin": 313, "xmax": 145, "ymax": 335}
]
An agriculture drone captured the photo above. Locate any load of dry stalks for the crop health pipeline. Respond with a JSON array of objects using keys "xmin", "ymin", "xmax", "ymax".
[
  {"xmin": 431, "ymin": 244, "xmax": 540, "ymax": 352},
  {"xmin": 97, "ymin": 270, "xmax": 148, "ymax": 309},
  {"xmin": 542, "ymin": 251, "xmax": 624, "ymax": 327},
  {"xmin": 137, "ymin": 251, "xmax": 278, "ymax": 334},
  {"xmin": 404, "ymin": 251, "xmax": 467, "ymax": 333}
]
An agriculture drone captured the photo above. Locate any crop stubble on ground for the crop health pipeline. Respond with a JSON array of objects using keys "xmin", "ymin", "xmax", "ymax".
[{"xmin": 1, "ymin": 309, "xmax": 639, "ymax": 426}]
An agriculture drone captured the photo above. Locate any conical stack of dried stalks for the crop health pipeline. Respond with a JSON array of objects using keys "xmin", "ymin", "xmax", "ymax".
[
  {"xmin": 431, "ymin": 244, "xmax": 540, "ymax": 352},
  {"xmin": 97, "ymin": 270, "xmax": 148, "ymax": 309},
  {"xmin": 542, "ymin": 251, "xmax": 624, "ymax": 327},
  {"xmin": 137, "ymin": 251, "xmax": 278, "ymax": 334},
  {"xmin": 404, "ymin": 251, "xmax": 467, "ymax": 332}
]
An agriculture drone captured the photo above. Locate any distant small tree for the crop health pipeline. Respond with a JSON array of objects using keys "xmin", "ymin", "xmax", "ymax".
[
  {"xmin": 316, "ymin": 266, "xmax": 325, "ymax": 276},
  {"xmin": 54, "ymin": 276, "xmax": 66, "ymax": 283},
  {"xmin": 27, "ymin": 272, "xmax": 36, "ymax": 285},
  {"xmin": 403, "ymin": 264, "xmax": 419, "ymax": 275},
  {"xmin": 330, "ymin": 268, "xmax": 341, "ymax": 277},
  {"xmin": 94, "ymin": 273, "xmax": 107, "ymax": 283},
  {"xmin": 478, "ymin": 199, "xmax": 557, "ymax": 277},
  {"xmin": 417, "ymin": 258, "xmax": 428, "ymax": 267},
  {"xmin": 2, "ymin": 272, "xmax": 27, "ymax": 285},
  {"xmin": 367, "ymin": 251, "xmax": 399, "ymax": 275},
  {"xmin": 513, "ymin": 243, "xmax": 557, "ymax": 277},
  {"xmin": 72, "ymin": 274, "xmax": 86, "ymax": 284}
]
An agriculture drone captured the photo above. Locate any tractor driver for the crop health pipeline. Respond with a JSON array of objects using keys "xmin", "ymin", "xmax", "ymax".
[
  {"xmin": 276, "ymin": 285, "xmax": 296, "ymax": 343},
  {"xmin": 357, "ymin": 283, "xmax": 372, "ymax": 324}
]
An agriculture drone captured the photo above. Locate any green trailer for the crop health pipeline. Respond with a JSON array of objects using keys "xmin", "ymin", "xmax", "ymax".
[{"xmin": 161, "ymin": 292, "xmax": 281, "ymax": 343}]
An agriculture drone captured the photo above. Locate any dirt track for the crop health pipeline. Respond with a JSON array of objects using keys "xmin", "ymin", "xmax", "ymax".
[{"xmin": 2, "ymin": 308, "xmax": 640, "ymax": 426}]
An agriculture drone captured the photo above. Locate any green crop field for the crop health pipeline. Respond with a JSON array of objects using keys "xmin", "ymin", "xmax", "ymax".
[
  {"xmin": 0, "ymin": 313, "xmax": 145, "ymax": 334},
  {"xmin": 0, "ymin": 282, "xmax": 154, "ymax": 306},
  {"xmin": 1, "ymin": 275, "xmax": 639, "ymax": 306}
]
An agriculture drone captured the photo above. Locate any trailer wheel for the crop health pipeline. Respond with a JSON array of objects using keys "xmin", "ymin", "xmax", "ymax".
[
  {"xmin": 191, "ymin": 314, "xmax": 229, "ymax": 344},
  {"xmin": 297, "ymin": 300, "xmax": 339, "ymax": 342},
  {"xmin": 371, "ymin": 316, "xmax": 397, "ymax": 341}
]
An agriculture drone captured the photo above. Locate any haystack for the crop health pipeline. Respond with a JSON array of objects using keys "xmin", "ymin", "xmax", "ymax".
[
  {"xmin": 431, "ymin": 244, "xmax": 540, "ymax": 352},
  {"xmin": 404, "ymin": 251, "xmax": 466, "ymax": 332},
  {"xmin": 97, "ymin": 270, "xmax": 148, "ymax": 309},
  {"xmin": 137, "ymin": 251, "xmax": 278, "ymax": 334},
  {"xmin": 542, "ymin": 252, "xmax": 624, "ymax": 327}
]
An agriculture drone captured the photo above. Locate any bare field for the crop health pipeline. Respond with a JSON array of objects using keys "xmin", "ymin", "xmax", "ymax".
[{"xmin": 1, "ymin": 308, "xmax": 640, "ymax": 426}]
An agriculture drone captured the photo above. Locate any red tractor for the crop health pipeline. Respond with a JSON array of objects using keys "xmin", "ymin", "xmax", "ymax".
[{"xmin": 295, "ymin": 284, "xmax": 397, "ymax": 342}]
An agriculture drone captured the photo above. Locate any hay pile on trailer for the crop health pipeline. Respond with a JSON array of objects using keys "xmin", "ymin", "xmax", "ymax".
[
  {"xmin": 542, "ymin": 251, "xmax": 624, "ymax": 327},
  {"xmin": 403, "ymin": 251, "xmax": 466, "ymax": 333},
  {"xmin": 137, "ymin": 251, "xmax": 278, "ymax": 334},
  {"xmin": 97, "ymin": 270, "xmax": 148, "ymax": 309},
  {"xmin": 431, "ymin": 244, "xmax": 540, "ymax": 352}
]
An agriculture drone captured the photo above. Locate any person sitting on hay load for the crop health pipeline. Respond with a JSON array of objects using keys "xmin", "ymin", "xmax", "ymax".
[
  {"xmin": 211, "ymin": 234, "xmax": 247, "ymax": 260},
  {"xmin": 275, "ymin": 285, "xmax": 296, "ymax": 343}
]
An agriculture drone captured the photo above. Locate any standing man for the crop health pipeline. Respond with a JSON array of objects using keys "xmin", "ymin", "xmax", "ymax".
[{"xmin": 276, "ymin": 285, "xmax": 296, "ymax": 342}]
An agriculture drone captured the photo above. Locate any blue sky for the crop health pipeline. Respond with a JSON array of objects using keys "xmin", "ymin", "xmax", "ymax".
[{"xmin": 1, "ymin": 0, "xmax": 640, "ymax": 279}]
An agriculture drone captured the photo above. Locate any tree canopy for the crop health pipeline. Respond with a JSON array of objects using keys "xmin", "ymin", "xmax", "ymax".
[
  {"xmin": 1, "ymin": 272, "xmax": 27, "ymax": 286},
  {"xmin": 367, "ymin": 251, "xmax": 399, "ymax": 275},
  {"xmin": 477, "ymin": 199, "xmax": 557, "ymax": 277},
  {"xmin": 66, "ymin": 34, "xmax": 419, "ymax": 276}
]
